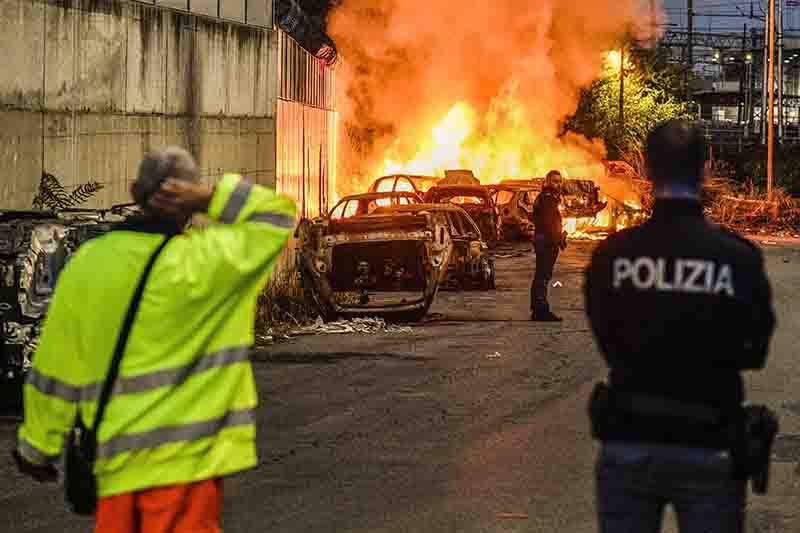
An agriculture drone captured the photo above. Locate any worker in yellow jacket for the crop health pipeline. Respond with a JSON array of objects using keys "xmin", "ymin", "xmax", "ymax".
[{"xmin": 13, "ymin": 147, "xmax": 296, "ymax": 532}]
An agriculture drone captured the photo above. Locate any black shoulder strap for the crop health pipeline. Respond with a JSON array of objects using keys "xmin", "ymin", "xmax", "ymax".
[{"xmin": 91, "ymin": 235, "xmax": 173, "ymax": 431}]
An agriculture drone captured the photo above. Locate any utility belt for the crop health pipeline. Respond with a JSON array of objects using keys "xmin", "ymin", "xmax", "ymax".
[{"xmin": 588, "ymin": 382, "xmax": 779, "ymax": 494}]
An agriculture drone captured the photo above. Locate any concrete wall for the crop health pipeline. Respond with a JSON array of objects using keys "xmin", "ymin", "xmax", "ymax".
[{"xmin": 0, "ymin": 0, "xmax": 278, "ymax": 209}]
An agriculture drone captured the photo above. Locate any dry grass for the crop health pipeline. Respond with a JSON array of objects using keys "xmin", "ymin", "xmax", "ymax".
[
  {"xmin": 619, "ymin": 155, "xmax": 800, "ymax": 236},
  {"xmin": 703, "ymin": 179, "xmax": 800, "ymax": 236},
  {"xmin": 255, "ymin": 270, "xmax": 318, "ymax": 339}
]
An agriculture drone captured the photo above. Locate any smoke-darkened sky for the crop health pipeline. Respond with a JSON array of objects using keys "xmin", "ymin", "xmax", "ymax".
[{"xmin": 663, "ymin": 0, "xmax": 799, "ymax": 32}]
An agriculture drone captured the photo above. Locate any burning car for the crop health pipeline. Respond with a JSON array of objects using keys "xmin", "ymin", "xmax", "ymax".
[
  {"xmin": 388, "ymin": 203, "xmax": 495, "ymax": 292},
  {"xmin": 500, "ymin": 178, "xmax": 607, "ymax": 219},
  {"xmin": 423, "ymin": 185, "xmax": 499, "ymax": 248},
  {"xmin": 328, "ymin": 191, "xmax": 421, "ymax": 219},
  {"xmin": 296, "ymin": 198, "xmax": 494, "ymax": 322},
  {"xmin": 367, "ymin": 174, "xmax": 442, "ymax": 200},
  {"xmin": 486, "ymin": 184, "xmax": 538, "ymax": 241}
]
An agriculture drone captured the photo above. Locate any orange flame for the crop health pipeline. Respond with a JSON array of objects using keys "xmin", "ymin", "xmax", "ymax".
[{"xmin": 374, "ymin": 85, "xmax": 606, "ymax": 186}]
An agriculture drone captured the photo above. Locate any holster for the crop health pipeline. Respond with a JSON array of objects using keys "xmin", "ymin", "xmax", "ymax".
[
  {"xmin": 730, "ymin": 405, "xmax": 779, "ymax": 494},
  {"xmin": 588, "ymin": 382, "xmax": 780, "ymax": 495},
  {"xmin": 588, "ymin": 382, "xmax": 617, "ymax": 440}
]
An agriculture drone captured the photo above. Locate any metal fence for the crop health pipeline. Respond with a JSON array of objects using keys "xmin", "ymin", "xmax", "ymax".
[
  {"xmin": 275, "ymin": 24, "xmax": 338, "ymax": 221},
  {"xmin": 277, "ymin": 30, "xmax": 336, "ymax": 111},
  {"xmin": 276, "ymin": 101, "xmax": 337, "ymax": 219}
]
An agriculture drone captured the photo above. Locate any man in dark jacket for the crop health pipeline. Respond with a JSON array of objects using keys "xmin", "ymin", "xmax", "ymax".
[
  {"xmin": 530, "ymin": 170, "xmax": 567, "ymax": 321},
  {"xmin": 585, "ymin": 120, "xmax": 775, "ymax": 532}
]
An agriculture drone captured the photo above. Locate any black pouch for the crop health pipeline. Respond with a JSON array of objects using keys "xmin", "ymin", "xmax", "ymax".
[
  {"xmin": 588, "ymin": 382, "xmax": 618, "ymax": 440},
  {"xmin": 64, "ymin": 417, "xmax": 98, "ymax": 515}
]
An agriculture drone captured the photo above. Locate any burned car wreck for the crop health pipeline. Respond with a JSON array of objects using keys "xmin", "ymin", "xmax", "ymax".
[
  {"xmin": 487, "ymin": 184, "xmax": 539, "ymax": 240},
  {"xmin": 0, "ymin": 206, "xmax": 132, "ymax": 411},
  {"xmin": 500, "ymin": 178, "xmax": 607, "ymax": 219},
  {"xmin": 368, "ymin": 174, "xmax": 441, "ymax": 200},
  {"xmin": 423, "ymin": 185, "xmax": 499, "ymax": 248},
  {"xmin": 296, "ymin": 193, "xmax": 495, "ymax": 322}
]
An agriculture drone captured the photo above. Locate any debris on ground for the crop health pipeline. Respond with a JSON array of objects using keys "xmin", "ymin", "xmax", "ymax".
[
  {"xmin": 702, "ymin": 179, "xmax": 800, "ymax": 237},
  {"xmin": 486, "ymin": 351, "xmax": 502, "ymax": 359},
  {"xmin": 292, "ymin": 317, "xmax": 414, "ymax": 336},
  {"xmin": 496, "ymin": 512, "xmax": 529, "ymax": 520},
  {"xmin": 493, "ymin": 250, "xmax": 530, "ymax": 259},
  {"xmin": 256, "ymin": 333, "xmax": 274, "ymax": 345}
]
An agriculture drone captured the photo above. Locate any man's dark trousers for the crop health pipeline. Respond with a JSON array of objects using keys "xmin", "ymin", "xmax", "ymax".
[
  {"xmin": 531, "ymin": 234, "xmax": 559, "ymax": 314},
  {"xmin": 596, "ymin": 442, "xmax": 746, "ymax": 533}
]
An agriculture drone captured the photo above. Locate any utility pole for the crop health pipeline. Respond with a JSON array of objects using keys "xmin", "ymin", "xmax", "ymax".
[
  {"xmin": 762, "ymin": 4, "xmax": 770, "ymax": 144},
  {"xmin": 650, "ymin": 0, "xmax": 657, "ymax": 46},
  {"xmin": 740, "ymin": 24, "xmax": 748, "ymax": 131},
  {"xmin": 767, "ymin": 0, "xmax": 776, "ymax": 201},
  {"xmin": 686, "ymin": 0, "xmax": 694, "ymax": 100},
  {"xmin": 619, "ymin": 45, "xmax": 625, "ymax": 136},
  {"xmin": 777, "ymin": 0, "xmax": 784, "ymax": 142},
  {"xmin": 750, "ymin": 27, "xmax": 758, "ymax": 134}
]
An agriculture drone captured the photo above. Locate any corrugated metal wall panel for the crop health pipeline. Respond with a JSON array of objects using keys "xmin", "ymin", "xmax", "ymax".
[
  {"xmin": 276, "ymin": 100, "xmax": 336, "ymax": 219},
  {"xmin": 277, "ymin": 30, "xmax": 336, "ymax": 111},
  {"xmin": 276, "ymin": 27, "xmax": 337, "ymax": 219}
]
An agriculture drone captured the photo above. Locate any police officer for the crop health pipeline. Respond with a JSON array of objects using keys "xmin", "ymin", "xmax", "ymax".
[
  {"xmin": 531, "ymin": 169, "xmax": 567, "ymax": 321},
  {"xmin": 585, "ymin": 120, "xmax": 775, "ymax": 532}
]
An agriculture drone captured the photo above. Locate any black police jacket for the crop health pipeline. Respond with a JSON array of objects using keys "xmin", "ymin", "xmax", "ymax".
[
  {"xmin": 585, "ymin": 199, "xmax": 775, "ymax": 446},
  {"xmin": 532, "ymin": 186, "xmax": 562, "ymax": 242}
]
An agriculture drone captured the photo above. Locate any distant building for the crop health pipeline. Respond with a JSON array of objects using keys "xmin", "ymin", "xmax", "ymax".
[{"xmin": 659, "ymin": 30, "xmax": 800, "ymax": 151}]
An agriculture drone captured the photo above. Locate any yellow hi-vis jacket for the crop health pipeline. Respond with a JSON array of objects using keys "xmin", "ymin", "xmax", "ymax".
[{"xmin": 17, "ymin": 174, "xmax": 296, "ymax": 497}]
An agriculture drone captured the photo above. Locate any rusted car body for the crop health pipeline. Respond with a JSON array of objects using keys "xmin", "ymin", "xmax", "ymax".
[
  {"xmin": 423, "ymin": 185, "xmax": 499, "ymax": 247},
  {"xmin": 500, "ymin": 178, "xmax": 607, "ymax": 219},
  {"xmin": 486, "ymin": 184, "xmax": 538, "ymax": 240},
  {"xmin": 0, "ymin": 206, "xmax": 132, "ymax": 411},
  {"xmin": 388, "ymin": 204, "xmax": 495, "ymax": 291},
  {"xmin": 296, "ymin": 198, "xmax": 494, "ymax": 322},
  {"xmin": 367, "ymin": 174, "xmax": 442, "ymax": 200},
  {"xmin": 327, "ymin": 191, "xmax": 421, "ymax": 219}
]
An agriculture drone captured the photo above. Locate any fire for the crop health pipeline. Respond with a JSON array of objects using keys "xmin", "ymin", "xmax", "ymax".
[
  {"xmin": 603, "ymin": 50, "xmax": 633, "ymax": 74},
  {"xmin": 382, "ymin": 103, "xmax": 475, "ymax": 176},
  {"xmin": 375, "ymin": 86, "xmax": 606, "ymax": 186}
]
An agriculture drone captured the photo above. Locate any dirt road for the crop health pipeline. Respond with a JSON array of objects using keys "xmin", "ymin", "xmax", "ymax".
[{"xmin": 1, "ymin": 241, "xmax": 798, "ymax": 532}]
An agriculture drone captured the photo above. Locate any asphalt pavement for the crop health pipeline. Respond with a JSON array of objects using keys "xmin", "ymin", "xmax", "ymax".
[{"xmin": 1, "ymin": 240, "xmax": 799, "ymax": 532}]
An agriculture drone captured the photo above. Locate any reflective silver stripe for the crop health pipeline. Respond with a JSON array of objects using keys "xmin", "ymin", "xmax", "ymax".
[
  {"xmin": 97, "ymin": 407, "xmax": 256, "ymax": 459},
  {"xmin": 28, "ymin": 346, "xmax": 250, "ymax": 403},
  {"xmin": 87, "ymin": 346, "xmax": 250, "ymax": 398},
  {"xmin": 18, "ymin": 437, "xmax": 58, "ymax": 465},
  {"xmin": 248, "ymin": 212, "xmax": 296, "ymax": 229},
  {"xmin": 219, "ymin": 180, "xmax": 253, "ymax": 223},
  {"xmin": 115, "ymin": 347, "xmax": 250, "ymax": 395},
  {"xmin": 26, "ymin": 369, "xmax": 83, "ymax": 402}
]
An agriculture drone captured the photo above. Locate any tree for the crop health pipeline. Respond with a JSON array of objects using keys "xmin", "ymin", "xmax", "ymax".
[{"xmin": 564, "ymin": 46, "xmax": 691, "ymax": 162}]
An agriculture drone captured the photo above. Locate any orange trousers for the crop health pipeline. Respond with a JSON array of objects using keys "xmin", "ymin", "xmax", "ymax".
[{"xmin": 95, "ymin": 479, "xmax": 223, "ymax": 533}]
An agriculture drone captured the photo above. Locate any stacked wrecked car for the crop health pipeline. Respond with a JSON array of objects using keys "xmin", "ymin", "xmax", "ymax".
[
  {"xmin": 296, "ymin": 190, "xmax": 495, "ymax": 322},
  {"xmin": 0, "ymin": 205, "xmax": 134, "ymax": 411},
  {"xmin": 296, "ymin": 169, "xmax": 625, "ymax": 323}
]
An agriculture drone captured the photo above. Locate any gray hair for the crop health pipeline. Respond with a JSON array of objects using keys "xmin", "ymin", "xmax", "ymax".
[{"xmin": 133, "ymin": 147, "xmax": 199, "ymax": 208}]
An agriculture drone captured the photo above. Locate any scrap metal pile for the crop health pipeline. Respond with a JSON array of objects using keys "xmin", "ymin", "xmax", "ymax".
[
  {"xmin": 296, "ymin": 168, "xmax": 647, "ymax": 323},
  {"xmin": 0, "ymin": 174, "xmax": 137, "ymax": 411}
]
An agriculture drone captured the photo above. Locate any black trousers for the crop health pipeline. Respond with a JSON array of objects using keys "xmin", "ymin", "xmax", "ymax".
[{"xmin": 531, "ymin": 236, "xmax": 560, "ymax": 313}]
